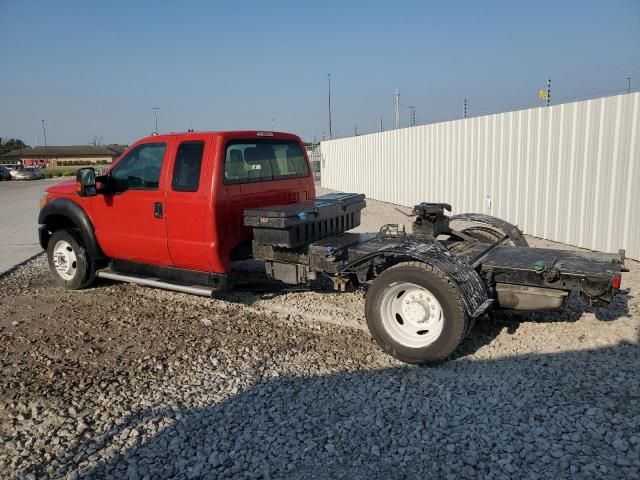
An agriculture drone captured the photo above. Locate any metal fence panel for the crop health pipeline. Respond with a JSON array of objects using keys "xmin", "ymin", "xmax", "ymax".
[{"xmin": 320, "ymin": 93, "xmax": 640, "ymax": 259}]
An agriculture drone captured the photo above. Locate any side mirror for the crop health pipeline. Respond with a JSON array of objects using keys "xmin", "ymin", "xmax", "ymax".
[{"xmin": 76, "ymin": 167, "xmax": 97, "ymax": 197}]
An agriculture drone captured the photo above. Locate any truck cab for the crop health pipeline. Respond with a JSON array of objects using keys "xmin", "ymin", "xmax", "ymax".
[{"xmin": 39, "ymin": 131, "xmax": 315, "ymax": 289}]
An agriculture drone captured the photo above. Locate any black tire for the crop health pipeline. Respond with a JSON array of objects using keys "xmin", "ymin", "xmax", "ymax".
[
  {"xmin": 462, "ymin": 226, "xmax": 505, "ymax": 244},
  {"xmin": 47, "ymin": 229, "xmax": 96, "ymax": 290},
  {"xmin": 455, "ymin": 224, "xmax": 529, "ymax": 247},
  {"xmin": 365, "ymin": 262, "xmax": 468, "ymax": 364},
  {"xmin": 449, "ymin": 213, "xmax": 529, "ymax": 247}
]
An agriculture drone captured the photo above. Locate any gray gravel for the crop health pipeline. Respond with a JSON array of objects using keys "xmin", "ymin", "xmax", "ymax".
[{"xmin": 0, "ymin": 189, "xmax": 638, "ymax": 479}]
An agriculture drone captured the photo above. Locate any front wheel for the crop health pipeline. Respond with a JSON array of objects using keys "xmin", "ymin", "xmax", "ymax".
[
  {"xmin": 47, "ymin": 229, "xmax": 95, "ymax": 290},
  {"xmin": 365, "ymin": 262, "xmax": 468, "ymax": 364}
]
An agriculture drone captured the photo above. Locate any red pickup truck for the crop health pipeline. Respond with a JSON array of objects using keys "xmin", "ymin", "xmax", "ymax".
[
  {"xmin": 38, "ymin": 130, "xmax": 626, "ymax": 364},
  {"xmin": 40, "ymin": 131, "xmax": 314, "ymax": 280}
]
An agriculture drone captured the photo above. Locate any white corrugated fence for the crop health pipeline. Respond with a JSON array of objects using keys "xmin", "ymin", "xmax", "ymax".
[{"xmin": 320, "ymin": 92, "xmax": 640, "ymax": 260}]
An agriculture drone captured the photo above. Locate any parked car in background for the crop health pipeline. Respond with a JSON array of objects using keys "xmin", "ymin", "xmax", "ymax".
[
  {"xmin": 13, "ymin": 169, "xmax": 36, "ymax": 180},
  {"xmin": 0, "ymin": 166, "xmax": 12, "ymax": 180},
  {"xmin": 6, "ymin": 167, "xmax": 22, "ymax": 179},
  {"xmin": 24, "ymin": 167, "xmax": 45, "ymax": 180},
  {"xmin": 13, "ymin": 167, "xmax": 45, "ymax": 180}
]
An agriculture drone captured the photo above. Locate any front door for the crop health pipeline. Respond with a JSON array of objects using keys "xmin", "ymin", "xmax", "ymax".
[{"xmin": 92, "ymin": 140, "xmax": 173, "ymax": 266}]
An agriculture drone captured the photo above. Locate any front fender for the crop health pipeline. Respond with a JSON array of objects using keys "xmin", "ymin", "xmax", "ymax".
[{"xmin": 38, "ymin": 198, "xmax": 105, "ymax": 261}]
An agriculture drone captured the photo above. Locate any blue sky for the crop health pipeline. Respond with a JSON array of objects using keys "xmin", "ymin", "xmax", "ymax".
[{"xmin": 1, "ymin": 0, "xmax": 638, "ymax": 145}]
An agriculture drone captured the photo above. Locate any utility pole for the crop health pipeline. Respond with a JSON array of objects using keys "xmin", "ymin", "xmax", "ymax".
[
  {"xmin": 394, "ymin": 88, "xmax": 400, "ymax": 129},
  {"xmin": 409, "ymin": 106, "xmax": 416, "ymax": 126},
  {"xmin": 546, "ymin": 78, "xmax": 551, "ymax": 107},
  {"xmin": 627, "ymin": 77, "xmax": 631, "ymax": 94},
  {"xmin": 327, "ymin": 73, "xmax": 332, "ymax": 139},
  {"xmin": 379, "ymin": 116, "xmax": 383, "ymax": 132},
  {"xmin": 41, "ymin": 120, "xmax": 48, "ymax": 166},
  {"xmin": 464, "ymin": 99, "xmax": 468, "ymax": 118},
  {"xmin": 152, "ymin": 107, "xmax": 160, "ymax": 132},
  {"xmin": 271, "ymin": 118, "xmax": 275, "ymax": 130}
]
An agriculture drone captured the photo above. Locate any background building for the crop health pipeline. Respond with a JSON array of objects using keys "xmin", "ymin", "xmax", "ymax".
[{"xmin": 0, "ymin": 144, "xmax": 128, "ymax": 168}]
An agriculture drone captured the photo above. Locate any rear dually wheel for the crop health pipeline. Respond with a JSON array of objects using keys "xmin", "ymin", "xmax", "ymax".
[{"xmin": 365, "ymin": 262, "xmax": 468, "ymax": 364}]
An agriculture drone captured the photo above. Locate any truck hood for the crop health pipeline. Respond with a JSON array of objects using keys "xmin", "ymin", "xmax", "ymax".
[{"xmin": 46, "ymin": 178, "xmax": 76, "ymax": 195}]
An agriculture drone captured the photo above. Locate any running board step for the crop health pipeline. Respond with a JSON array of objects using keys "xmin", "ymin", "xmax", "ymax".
[{"xmin": 97, "ymin": 270, "xmax": 213, "ymax": 297}]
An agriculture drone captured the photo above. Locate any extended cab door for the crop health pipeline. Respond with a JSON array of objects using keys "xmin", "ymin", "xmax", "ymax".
[
  {"xmin": 164, "ymin": 135, "xmax": 212, "ymax": 271},
  {"xmin": 92, "ymin": 139, "xmax": 173, "ymax": 266}
]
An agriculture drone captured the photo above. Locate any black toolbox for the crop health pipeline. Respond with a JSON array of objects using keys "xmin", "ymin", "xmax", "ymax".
[{"xmin": 244, "ymin": 193, "xmax": 366, "ymax": 248}]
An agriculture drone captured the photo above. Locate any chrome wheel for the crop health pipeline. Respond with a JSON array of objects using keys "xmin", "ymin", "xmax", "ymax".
[
  {"xmin": 380, "ymin": 282, "xmax": 444, "ymax": 348},
  {"xmin": 52, "ymin": 240, "xmax": 78, "ymax": 281}
]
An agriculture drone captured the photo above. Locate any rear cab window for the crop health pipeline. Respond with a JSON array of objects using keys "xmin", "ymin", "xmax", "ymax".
[{"xmin": 223, "ymin": 139, "xmax": 309, "ymax": 184}]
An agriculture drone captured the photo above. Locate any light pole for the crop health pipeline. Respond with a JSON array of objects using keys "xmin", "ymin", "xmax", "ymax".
[
  {"xmin": 627, "ymin": 77, "xmax": 631, "ymax": 94},
  {"xmin": 152, "ymin": 107, "xmax": 160, "ymax": 132},
  {"xmin": 394, "ymin": 88, "xmax": 400, "ymax": 129},
  {"xmin": 41, "ymin": 120, "xmax": 48, "ymax": 166},
  {"xmin": 327, "ymin": 73, "xmax": 332, "ymax": 140}
]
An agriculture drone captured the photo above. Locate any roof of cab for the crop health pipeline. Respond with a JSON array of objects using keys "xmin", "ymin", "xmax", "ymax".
[{"xmin": 135, "ymin": 130, "xmax": 302, "ymax": 144}]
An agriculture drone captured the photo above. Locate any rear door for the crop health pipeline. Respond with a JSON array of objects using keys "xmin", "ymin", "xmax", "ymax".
[
  {"xmin": 164, "ymin": 136, "xmax": 211, "ymax": 271},
  {"xmin": 92, "ymin": 139, "xmax": 173, "ymax": 265}
]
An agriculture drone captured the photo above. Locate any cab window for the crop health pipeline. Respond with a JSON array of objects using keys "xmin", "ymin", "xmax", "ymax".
[
  {"xmin": 110, "ymin": 143, "xmax": 166, "ymax": 192},
  {"xmin": 172, "ymin": 141, "xmax": 204, "ymax": 192},
  {"xmin": 223, "ymin": 140, "xmax": 309, "ymax": 184}
]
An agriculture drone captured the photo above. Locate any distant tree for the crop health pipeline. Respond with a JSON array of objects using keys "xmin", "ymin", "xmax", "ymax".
[
  {"xmin": 0, "ymin": 138, "xmax": 29, "ymax": 156},
  {"xmin": 0, "ymin": 138, "xmax": 28, "ymax": 149},
  {"xmin": 89, "ymin": 135, "xmax": 104, "ymax": 146}
]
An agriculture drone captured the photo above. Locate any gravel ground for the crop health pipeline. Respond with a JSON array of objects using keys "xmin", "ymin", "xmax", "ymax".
[{"xmin": 1, "ymin": 189, "xmax": 639, "ymax": 479}]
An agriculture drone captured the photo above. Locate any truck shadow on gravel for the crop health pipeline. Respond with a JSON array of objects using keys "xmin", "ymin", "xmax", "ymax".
[{"xmin": 51, "ymin": 343, "xmax": 639, "ymax": 480}]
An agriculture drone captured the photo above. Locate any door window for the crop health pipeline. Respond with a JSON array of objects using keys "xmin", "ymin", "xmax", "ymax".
[
  {"xmin": 172, "ymin": 141, "xmax": 204, "ymax": 192},
  {"xmin": 110, "ymin": 143, "xmax": 166, "ymax": 192}
]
